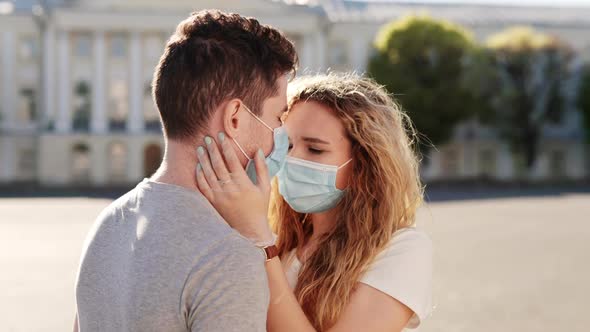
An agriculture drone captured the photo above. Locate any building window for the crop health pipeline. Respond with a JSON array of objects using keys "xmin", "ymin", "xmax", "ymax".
[
  {"xmin": 108, "ymin": 141, "xmax": 127, "ymax": 182},
  {"xmin": 73, "ymin": 33, "xmax": 92, "ymax": 58},
  {"xmin": 19, "ymin": 36, "xmax": 38, "ymax": 63},
  {"xmin": 144, "ymin": 143, "xmax": 162, "ymax": 178},
  {"xmin": 328, "ymin": 40, "xmax": 349, "ymax": 69},
  {"xmin": 71, "ymin": 143, "xmax": 91, "ymax": 183},
  {"xmin": 18, "ymin": 148, "xmax": 36, "ymax": 176},
  {"xmin": 144, "ymin": 33, "xmax": 165, "ymax": 64},
  {"xmin": 110, "ymin": 34, "xmax": 127, "ymax": 58},
  {"xmin": 108, "ymin": 78, "xmax": 128, "ymax": 131},
  {"xmin": 18, "ymin": 88, "xmax": 36, "ymax": 124},
  {"xmin": 441, "ymin": 148, "xmax": 460, "ymax": 177},
  {"xmin": 73, "ymin": 81, "xmax": 91, "ymax": 131},
  {"xmin": 285, "ymin": 33, "xmax": 303, "ymax": 61},
  {"xmin": 582, "ymin": 44, "xmax": 590, "ymax": 62},
  {"xmin": 144, "ymin": 82, "xmax": 161, "ymax": 132},
  {"xmin": 548, "ymin": 149, "xmax": 567, "ymax": 178},
  {"xmin": 478, "ymin": 148, "xmax": 497, "ymax": 178}
]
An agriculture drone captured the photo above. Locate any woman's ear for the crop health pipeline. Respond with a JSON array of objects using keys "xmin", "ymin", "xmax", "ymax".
[{"xmin": 222, "ymin": 99, "xmax": 242, "ymax": 139}]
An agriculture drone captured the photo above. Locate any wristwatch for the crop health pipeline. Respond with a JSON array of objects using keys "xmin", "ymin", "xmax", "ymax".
[
  {"xmin": 260, "ymin": 244, "xmax": 279, "ymax": 261},
  {"xmin": 255, "ymin": 233, "xmax": 278, "ymax": 261}
]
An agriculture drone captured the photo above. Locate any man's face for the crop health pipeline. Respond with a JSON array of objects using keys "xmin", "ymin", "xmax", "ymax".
[{"xmin": 238, "ymin": 75, "xmax": 288, "ymax": 165}]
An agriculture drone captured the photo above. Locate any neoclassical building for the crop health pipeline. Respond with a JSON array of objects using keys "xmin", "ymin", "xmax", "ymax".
[{"xmin": 0, "ymin": 0, "xmax": 589, "ymax": 186}]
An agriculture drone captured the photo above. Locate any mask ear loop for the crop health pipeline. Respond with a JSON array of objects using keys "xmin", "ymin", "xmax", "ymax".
[
  {"xmin": 301, "ymin": 213, "xmax": 309, "ymax": 225},
  {"xmin": 338, "ymin": 159, "xmax": 353, "ymax": 169},
  {"xmin": 232, "ymin": 137, "xmax": 252, "ymax": 161},
  {"xmin": 231, "ymin": 103, "xmax": 271, "ymax": 161},
  {"xmin": 242, "ymin": 104, "xmax": 274, "ymax": 132}
]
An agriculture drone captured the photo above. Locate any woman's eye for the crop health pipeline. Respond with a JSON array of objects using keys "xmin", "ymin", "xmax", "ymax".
[
  {"xmin": 288, "ymin": 144, "xmax": 293, "ymax": 150},
  {"xmin": 309, "ymin": 148, "xmax": 323, "ymax": 154}
]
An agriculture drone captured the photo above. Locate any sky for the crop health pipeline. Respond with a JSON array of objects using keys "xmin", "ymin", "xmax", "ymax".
[{"xmin": 363, "ymin": 0, "xmax": 590, "ymax": 7}]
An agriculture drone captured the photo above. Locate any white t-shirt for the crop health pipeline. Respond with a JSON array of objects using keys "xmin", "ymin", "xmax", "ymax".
[{"xmin": 282, "ymin": 227, "xmax": 433, "ymax": 329}]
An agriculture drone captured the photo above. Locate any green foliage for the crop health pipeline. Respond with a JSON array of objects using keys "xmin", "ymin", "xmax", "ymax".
[
  {"xmin": 368, "ymin": 16, "xmax": 478, "ymax": 151},
  {"xmin": 470, "ymin": 27, "xmax": 575, "ymax": 169},
  {"xmin": 578, "ymin": 66, "xmax": 590, "ymax": 143}
]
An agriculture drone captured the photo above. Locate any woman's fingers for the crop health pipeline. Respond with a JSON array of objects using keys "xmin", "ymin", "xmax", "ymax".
[
  {"xmin": 195, "ymin": 163, "xmax": 214, "ymax": 201},
  {"xmin": 196, "ymin": 146, "xmax": 222, "ymax": 191},
  {"xmin": 253, "ymin": 148, "xmax": 270, "ymax": 193},
  {"xmin": 204, "ymin": 136, "xmax": 231, "ymax": 182},
  {"xmin": 218, "ymin": 132, "xmax": 247, "ymax": 175}
]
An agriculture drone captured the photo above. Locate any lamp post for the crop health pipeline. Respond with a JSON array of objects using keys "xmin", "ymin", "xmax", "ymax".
[
  {"xmin": 32, "ymin": 0, "xmax": 50, "ymax": 185},
  {"xmin": 0, "ymin": 1, "xmax": 15, "ymax": 132},
  {"xmin": 32, "ymin": 0, "xmax": 50, "ymax": 130}
]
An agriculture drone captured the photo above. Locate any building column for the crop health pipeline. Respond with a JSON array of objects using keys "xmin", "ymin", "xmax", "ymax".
[
  {"xmin": 349, "ymin": 34, "xmax": 370, "ymax": 73},
  {"xmin": 300, "ymin": 33, "xmax": 314, "ymax": 72},
  {"xmin": 497, "ymin": 142, "xmax": 514, "ymax": 180},
  {"xmin": 128, "ymin": 31, "xmax": 144, "ymax": 133},
  {"xmin": 42, "ymin": 23, "xmax": 56, "ymax": 129},
  {"xmin": 314, "ymin": 29, "xmax": 326, "ymax": 72},
  {"xmin": 128, "ymin": 137, "xmax": 144, "ymax": 182},
  {"xmin": 56, "ymin": 30, "xmax": 71, "ymax": 133},
  {"xmin": 1, "ymin": 31, "xmax": 16, "ymax": 129},
  {"xmin": 0, "ymin": 137, "xmax": 15, "ymax": 181},
  {"xmin": 91, "ymin": 30, "xmax": 107, "ymax": 134}
]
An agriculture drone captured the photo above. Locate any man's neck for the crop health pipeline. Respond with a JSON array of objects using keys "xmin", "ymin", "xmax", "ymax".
[{"xmin": 151, "ymin": 140, "xmax": 199, "ymax": 192}]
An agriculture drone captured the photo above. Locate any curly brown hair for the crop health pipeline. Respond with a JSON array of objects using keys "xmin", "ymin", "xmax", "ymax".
[{"xmin": 152, "ymin": 10, "xmax": 298, "ymax": 141}]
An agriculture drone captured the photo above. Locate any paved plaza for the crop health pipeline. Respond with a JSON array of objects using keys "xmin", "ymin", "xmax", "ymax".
[{"xmin": 0, "ymin": 190, "xmax": 589, "ymax": 331}]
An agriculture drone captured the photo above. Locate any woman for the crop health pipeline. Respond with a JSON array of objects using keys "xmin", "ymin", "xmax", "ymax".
[{"xmin": 195, "ymin": 73, "xmax": 432, "ymax": 331}]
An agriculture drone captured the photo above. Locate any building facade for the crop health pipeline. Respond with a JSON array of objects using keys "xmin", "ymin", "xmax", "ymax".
[{"xmin": 0, "ymin": 0, "xmax": 589, "ymax": 187}]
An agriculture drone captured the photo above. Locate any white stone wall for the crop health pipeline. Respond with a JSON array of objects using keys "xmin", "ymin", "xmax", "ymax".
[
  {"xmin": 38, "ymin": 133, "xmax": 164, "ymax": 186},
  {"xmin": 0, "ymin": 1, "xmax": 589, "ymax": 186}
]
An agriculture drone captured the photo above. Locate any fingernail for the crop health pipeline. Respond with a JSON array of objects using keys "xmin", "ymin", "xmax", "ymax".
[
  {"xmin": 197, "ymin": 146, "xmax": 205, "ymax": 155},
  {"xmin": 218, "ymin": 132, "xmax": 225, "ymax": 142},
  {"xmin": 196, "ymin": 163, "xmax": 202, "ymax": 172},
  {"xmin": 258, "ymin": 148, "xmax": 264, "ymax": 159},
  {"xmin": 205, "ymin": 136, "xmax": 212, "ymax": 145}
]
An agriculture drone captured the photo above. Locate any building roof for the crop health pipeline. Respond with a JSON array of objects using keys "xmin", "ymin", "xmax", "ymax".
[
  {"xmin": 9, "ymin": 0, "xmax": 69, "ymax": 13},
  {"xmin": 8, "ymin": 0, "xmax": 590, "ymax": 27},
  {"xmin": 287, "ymin": 0, "xmax": 590, "ymax": 26}
]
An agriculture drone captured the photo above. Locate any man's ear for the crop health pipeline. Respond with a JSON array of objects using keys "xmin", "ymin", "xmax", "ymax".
[{"xmin": 222, "ymin": 99, "xmax": 243, "ymax": 139}]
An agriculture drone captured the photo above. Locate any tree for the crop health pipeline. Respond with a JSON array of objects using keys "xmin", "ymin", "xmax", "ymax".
[
  {"xmin": 578, "ymin": 65, "xmax": 590, "ymax": 143},
  {"xmin": 368, "ymin": 16, "xmax": 479, "ymax": 152},
  {"xmin": 476, "ymin": 27, "xmax": 576, "ymax": 170}
]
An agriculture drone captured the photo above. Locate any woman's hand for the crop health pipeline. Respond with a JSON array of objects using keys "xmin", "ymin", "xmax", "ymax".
[{"xmin": 195, "ymin": 132, "xmax": 274, "ymax": 245}]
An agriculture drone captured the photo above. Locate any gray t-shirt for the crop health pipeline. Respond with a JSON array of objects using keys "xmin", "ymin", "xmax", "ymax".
[{"xmin": 75, "ymin": 179, "xmax": 269, "ymax": 332}]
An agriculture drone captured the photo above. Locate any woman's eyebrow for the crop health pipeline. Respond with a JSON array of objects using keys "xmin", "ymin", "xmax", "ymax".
[{"xmin": 302, "ymin": 136, "xmax": 330, "ymax": 144}]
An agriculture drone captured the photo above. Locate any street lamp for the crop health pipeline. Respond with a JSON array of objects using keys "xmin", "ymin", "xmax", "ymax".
[
  {"xmin": 0, "ymin": 1, "xmax": 15, "ymax": 130},
  {"xmin": 32, "ymin": 0, "xmax": 50, "ymax": 185},
  {"xmin": 32, "ymin": 0, "xmax": 49, "ymax": 130}
]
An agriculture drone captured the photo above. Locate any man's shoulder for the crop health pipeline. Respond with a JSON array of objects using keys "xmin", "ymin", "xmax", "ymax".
[
  {"xmin": 182, "ymin": 232, "xmax": 268, "ymax": 296},
  {"xmin": 98, "ymin": 180, "xmax": 258, "ymax": 256}
]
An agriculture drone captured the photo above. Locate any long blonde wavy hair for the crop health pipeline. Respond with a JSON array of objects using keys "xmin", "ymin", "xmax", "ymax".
[{"xmin": 269, "ymin": 73, "xmax": 424, "ymax": 330}]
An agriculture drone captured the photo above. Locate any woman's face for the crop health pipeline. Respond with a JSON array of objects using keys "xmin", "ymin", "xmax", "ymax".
[{"xmin": 284, "ymin": 101, "xmax": 353, "ymax": 190}]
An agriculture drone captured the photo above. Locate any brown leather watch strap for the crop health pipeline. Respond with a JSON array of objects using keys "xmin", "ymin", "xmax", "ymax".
[{"xmin": 262, "ymin": 244, "xmax": 279, "ymax": 261}]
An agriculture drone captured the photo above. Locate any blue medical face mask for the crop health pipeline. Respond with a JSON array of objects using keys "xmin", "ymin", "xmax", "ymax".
[
  {"xmin": 232, "ymin": 104, "xmax": 289, "ymax": 184},
  {"xmin": 277, "ymin": 155, "xmax": 353, "ymax": 214}
]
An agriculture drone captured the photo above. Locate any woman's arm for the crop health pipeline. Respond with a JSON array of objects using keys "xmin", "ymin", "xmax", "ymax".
[
  {"xmin": 265, "ymin": 256, "xmax": 413, "ymax": 332},
  {"xmin": 265, "ymin": 257, "xmax": 315, "ymax": 332},
  {"xmin": 330, "ymin": 283, "xmax": 414, "ymax": 332}
]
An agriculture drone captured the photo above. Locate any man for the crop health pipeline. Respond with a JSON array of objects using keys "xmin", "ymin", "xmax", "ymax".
[{"xmin": 74, "ymin": 10, "xmax": 297, "ymax": 331}]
